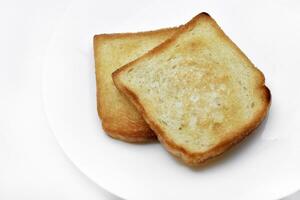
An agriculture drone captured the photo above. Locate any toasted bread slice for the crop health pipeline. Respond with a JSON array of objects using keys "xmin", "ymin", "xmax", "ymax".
[
  {"xmin": 94, "ymin": 28, "xmax": 177, "ymax": 142},
  {"xmin": 113, "ymin": 13, "xmax": 271, "ymax": 165}
]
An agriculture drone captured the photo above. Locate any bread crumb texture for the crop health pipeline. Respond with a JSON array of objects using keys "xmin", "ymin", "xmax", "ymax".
[{"xmin": 118, "ymin": 14, "xmax": 269, "ymax": 154}]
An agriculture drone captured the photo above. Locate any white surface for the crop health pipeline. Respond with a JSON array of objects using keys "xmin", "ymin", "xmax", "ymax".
[
  {"xmin": 0, "ymin": 1, "xmax": 120, "ymax": 200},
  {"xmin": 42, "ymin": 0, "xmax": 300, "ymax": 200},
  {"xmin": 1, "ymin": 0, "xmax": 300, "ymax": 200}
]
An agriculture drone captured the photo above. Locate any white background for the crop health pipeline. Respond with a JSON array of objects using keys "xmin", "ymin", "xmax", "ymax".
[
  {"xmin": 0, "ymin": 0, "xmax": 119, "ymax": 199},
  {"xmin": 0, "ymin": 0, "xmax": 299, "ymax": 199}
]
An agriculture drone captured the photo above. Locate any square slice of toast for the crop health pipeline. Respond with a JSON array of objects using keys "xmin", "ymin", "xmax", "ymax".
[
  {"xmin": 113, "ymin": 13, "xmax": 271, "ymax": 165},
  {"xmin": 94, "ymin": 28, "xmax": 177, "ymax": 142}
]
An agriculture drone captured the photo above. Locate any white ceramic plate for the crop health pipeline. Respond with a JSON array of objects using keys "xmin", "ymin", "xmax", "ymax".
[{"xmin": 42, "ymin": 0, "xmax": 300, "ymax": 199}]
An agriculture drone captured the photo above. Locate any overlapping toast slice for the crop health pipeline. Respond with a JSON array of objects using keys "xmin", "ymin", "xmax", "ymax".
[
  {"xmin": 94, "ymin": 28, "xmax": 177, "ymax": 142},
  {"xmin": 113, "ymin": 13, "xmax": 271, "ymax": 165}
]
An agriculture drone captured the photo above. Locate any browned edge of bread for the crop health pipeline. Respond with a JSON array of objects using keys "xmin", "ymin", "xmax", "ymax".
[
  {"xmin": 93, "ymin": 27, "xmax": 179, "ymax": 142},
  {"xmin": 112, "ymin": 12, "xmax": 271, "ymax": 164}
]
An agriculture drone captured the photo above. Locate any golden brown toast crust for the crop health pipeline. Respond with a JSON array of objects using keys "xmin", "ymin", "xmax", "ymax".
[
  {"xmin": 113, "ymin": 13, "xmax": 271, "ymax": 164},
  {"xmin": 94, "ymin": 27, "xmax": 177, "ymax": 142}
]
